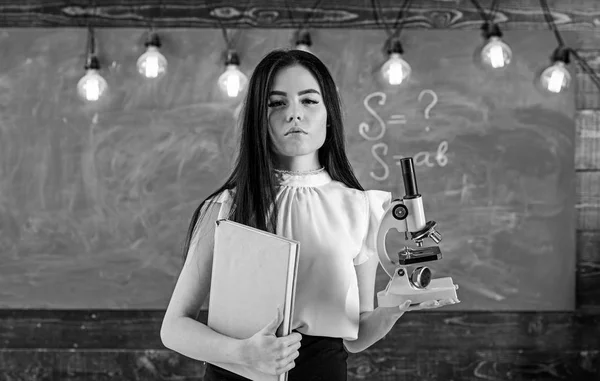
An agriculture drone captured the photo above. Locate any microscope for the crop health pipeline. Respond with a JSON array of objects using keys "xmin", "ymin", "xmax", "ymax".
[{"xmin": 376, "ymin": 157, "xmax": 459, "ymax": 308}]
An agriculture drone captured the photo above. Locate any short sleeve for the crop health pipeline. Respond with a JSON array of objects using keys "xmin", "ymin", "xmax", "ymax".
[
  {"xmin": 187, "ymin": 189, "xmax": 234, "ymax": 254},
  {"xmin": 354, "ymin": 190, "xmax": 392, "ymax": 266},
  {"xmin": 205, "ymin": 189, "xmax": 234, "ymax": 220}
]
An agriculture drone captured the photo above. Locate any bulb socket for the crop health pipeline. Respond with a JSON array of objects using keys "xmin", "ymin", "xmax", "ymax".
[
  {"xmin": 145, "ymin": 32, "xmax": 162, "ymax": 48},
  {"xmin": 84, "ymin": 55, "xmax": 100, "ymax": 70},
  {"xmin": 225, "ymin": 50, "xmax": 241, "ymax": 66},
  {"xmin": 386, "ymin": 38, "xmax": 404, "ymax": 55},
  {"xmin": 295, "ymin": 29, "xmax": 312, "ymax": 47},
  {"xmin": 481, "ymin": 22, "xmax": 503, "ymax": 39},
  {"xmin": 551, "ymin": 46, "xmax": 571, "ymax": 65}
]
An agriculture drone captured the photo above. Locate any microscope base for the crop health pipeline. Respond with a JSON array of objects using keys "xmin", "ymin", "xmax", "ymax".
[{"xmin": 377, "ymin": 277, "xmax": 459, "ymax": 308}]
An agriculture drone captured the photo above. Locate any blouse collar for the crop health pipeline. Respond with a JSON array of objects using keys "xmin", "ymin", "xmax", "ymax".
[{"xmin": 273, "ymin": 167, "xmax": 332, "ymax": 187}]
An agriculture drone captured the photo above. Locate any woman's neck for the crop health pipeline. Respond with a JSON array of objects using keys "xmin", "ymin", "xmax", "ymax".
[{"xmin": 275, "ymin": 154, "xmax": 322, "ymax": 172}]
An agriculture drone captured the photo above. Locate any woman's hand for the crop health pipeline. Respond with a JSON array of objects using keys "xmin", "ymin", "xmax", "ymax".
[
  {"xmin": 377, "ymin": 298, "xmax": 460, "ymax": 322},
  {"xmin": 239, "ymin": 308, "xmax": 302, "ymax": 375},
  {"xmin": 407, "ymin": 298, "xmax": 459, "ymax": 311}
]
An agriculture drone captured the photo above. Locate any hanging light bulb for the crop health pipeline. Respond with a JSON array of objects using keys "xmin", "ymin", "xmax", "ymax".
[
  {"xmin": 294, "ymin": 29, "xmax": 313, "ymax": 53},
  {"xmin": 539, "ymin": 46, "xmax": 571, "ymax": 94},
  {"xmin": 218, "ymin": 50, "xmax": 248, "ymax": 98},
  {"xmin": 381, "ymin": 38, "xmax": 411, "ymax": 86},
  {"xmin": 77, "ymin": 41, "xmax": 108, "ymax": 102},
  {"xmin": 77, "ymin": 59, "xmax": 108, "ymax": 102},
  {"xmin": 480, "ymin": 23, "xmax": 512, "ymax": 69},
  {"xmin": 77, "ymin": 28, "xmax": 108, "ymax": 102},
  {"xmin": 137, "ymin": 31, "xmax": 168, "ymax": 79}
]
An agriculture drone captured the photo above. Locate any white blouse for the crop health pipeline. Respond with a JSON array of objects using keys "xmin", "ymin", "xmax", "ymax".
[{"xmin": 207, "ymin": 168, "xmax": 391, "ymax": 341}]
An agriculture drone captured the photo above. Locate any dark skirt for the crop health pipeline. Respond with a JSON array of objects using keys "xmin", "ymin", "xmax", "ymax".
[{"xmin": 203, "ymin": 332, "xmax": 348, "ymax": 381}]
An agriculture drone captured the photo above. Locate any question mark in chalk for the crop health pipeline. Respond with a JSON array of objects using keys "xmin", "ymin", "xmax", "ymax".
[{"xmin": 418, "ymin": 89, "xmax": 438, "ymax": 133}]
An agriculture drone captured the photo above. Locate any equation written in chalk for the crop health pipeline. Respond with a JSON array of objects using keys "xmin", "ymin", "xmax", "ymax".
[{"xmin": 358, "ymin": 90, "xmax": 449, "ymax": 181}]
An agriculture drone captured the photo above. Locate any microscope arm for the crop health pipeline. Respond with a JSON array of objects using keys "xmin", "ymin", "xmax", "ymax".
[{"xmin": 376, "ymin": 199, "xmax": 407, "ymax": 279}]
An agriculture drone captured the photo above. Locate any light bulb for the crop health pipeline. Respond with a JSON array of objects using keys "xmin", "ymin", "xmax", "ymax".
[
  {"xmin": 481, "ymin": 36, "xmax": 512, "ymax": 69},
  {"xmin": 295, "ymin": 43, "xmax": 312, "ymax": 53},
  {"xmin": 294, "ymin": 30, "xmax": 313, "ymax": 54},
  {"xmin": 77, "ymin": 68, "xmax": 108, "ymax": 102},
  {"xmin": 218, "ymin": 64, "xmax": 248, "ymax": 98},
  {"xmin": 381, "ymin": 52, "xmax": 411, "ymax": 86},
  {"xmin": 540, "ymin": 61, "xmax": 571, "ymax": 94},
  {"xmin": 137, "ymin": 46, "xmax": 167, "ymax": 79}
]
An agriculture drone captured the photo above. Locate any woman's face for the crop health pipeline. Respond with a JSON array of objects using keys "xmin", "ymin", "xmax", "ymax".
[{"xmin": 267, "ymin": 65, "xmax": 328, "ymax": 160}]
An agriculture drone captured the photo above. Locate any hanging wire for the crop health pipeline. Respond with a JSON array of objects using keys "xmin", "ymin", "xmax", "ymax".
[
  {"xmin": 539, "ymin": 0, "xmax": 565, "ymax": 47},
  {"xmin": 285, "ymin": 0, "xmax": 325, "ymax": 30},
  {"xmin": 147, "ymin": 0, "xmax": 163, "ymax": 31},
  {"xmin": 87, "ymin": 25, "xmax": 95, "ymax": 56},
  {"xmin": 569, "ymin": 48, "xmax": 600, "ymax": 90},
  {"xmin": 469, "ymin": 0, "xmax": 499, "ymax": 24},
  {"xmin": 156, "ymin": 0, "xmax": 166, "ymax": 30},
  {"xmin": 371, "ymin": 0, "xmax": 412, "ymax": 40},
  {"xmin": 231, "ymin": 0, "xmax": 255, "ymax": 49},
  {"xmin": 213, "ymin": 6, "xmax": 232, "ymax": 49},
  {"xmin": 89, "ymin": 0, "xmax": 98, "ymax": 56},
  {"xmin": 537, "ymin": 0, "xmax": 600, "ymax": 90},
  {"xmin": 214, "ymin": 0, "xmax": 253, "ymax": 51},
  {"xmin": 469, "ymin": 0, "xmax": 503, "ymax": 40},
  {"xmin": 83, "ymin": 0, "xmax": 95, "ymax": 59},
  {"xmin": 489, "ymin": 0, "xmax": 501, "ymax": 23}
]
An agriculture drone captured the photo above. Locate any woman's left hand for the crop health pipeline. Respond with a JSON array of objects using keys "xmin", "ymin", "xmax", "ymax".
[
  {"xmin": 377, "ymin": 297, "xmax": 459, "ymax": 323},
  {"xmin": 408, "ymin": 298, "xmax": 459, "ymax": 311}
]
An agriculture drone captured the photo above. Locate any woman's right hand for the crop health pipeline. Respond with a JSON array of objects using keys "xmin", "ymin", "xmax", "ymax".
[{"xmin": 240, "ymin": 307, "xmax": 302, "ymax": 375}]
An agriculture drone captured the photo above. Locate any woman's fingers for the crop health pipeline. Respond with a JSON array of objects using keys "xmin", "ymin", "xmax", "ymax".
[
  {"xmin": 409, "ymin": 298, "xmax": 460, "ymax": 310},
  {"xmin": 276, "ymin": 349, "xmax": 299, "ymax": 374},
  {"xmin": 280, "ymin": 341, "xmax": 301, "ymax": 359}
]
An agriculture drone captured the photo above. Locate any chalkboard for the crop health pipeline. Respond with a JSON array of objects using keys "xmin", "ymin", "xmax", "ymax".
[{"xmin": 0, "ymin": 28, "xmax": 576, "ymax": 310}]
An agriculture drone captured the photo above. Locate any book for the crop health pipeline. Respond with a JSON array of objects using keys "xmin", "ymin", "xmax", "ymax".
[{"xmin": 207, "ymin": 219, "xmax": 300, "ymax": 381}]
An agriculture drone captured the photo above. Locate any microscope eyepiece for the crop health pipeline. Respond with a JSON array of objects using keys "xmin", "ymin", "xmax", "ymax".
[{"xmin": 400, "ymin": 158, "xmax": 420, "ymax": 199}]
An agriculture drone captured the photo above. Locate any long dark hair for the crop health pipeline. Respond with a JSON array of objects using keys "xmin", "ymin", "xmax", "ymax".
[{"xmin": 182, "ymin": 49, "xmax": 364, "ymax": 261}]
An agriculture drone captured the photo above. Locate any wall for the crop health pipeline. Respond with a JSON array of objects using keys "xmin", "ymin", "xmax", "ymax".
[{"xmin": 0, "ymin": 1, "xmax": 599, "ymax": 380}]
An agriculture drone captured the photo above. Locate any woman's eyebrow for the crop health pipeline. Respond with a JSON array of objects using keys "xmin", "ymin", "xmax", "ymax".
[{"xmin": 268, "ymin": 89, "xmax": 321, "ymax": 96}]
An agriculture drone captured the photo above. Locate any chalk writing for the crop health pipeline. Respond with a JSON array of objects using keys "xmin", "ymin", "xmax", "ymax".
[
  {"xmin": 360, "ymin": 89, "xmax": 450, "ymax": 181},
  {"xmin": 418, "ymin": 89, "xmax": 438, "ymax": 133},
  {"xmin": 371, "ymin": 141, "xmax": 449, "ymax": 181},
  {"xmin": 392, "ymin": 141, "xmax": 449, "ymax": 168},
  {"xmin": 370, "ymin": 143, "xmax": 389, "ymax": 181},
  {"xmin": 358, "ymin": 92, "xmax": 387, "ymax": 141},
  {"xmin": 388, "ymin": 115, "xmax": 406, "ymax": 125},
  {"xmin": 444, "ymin": 173, "xmax": 478, "ymax": 204}
]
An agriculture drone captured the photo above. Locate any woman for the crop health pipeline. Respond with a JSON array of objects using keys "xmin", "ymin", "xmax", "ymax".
[{"xmin": 160, "ymin": 49, "xmax": 456, "ymax": 381}]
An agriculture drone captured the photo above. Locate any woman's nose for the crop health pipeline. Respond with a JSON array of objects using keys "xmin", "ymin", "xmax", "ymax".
[{"xmin": 286, "ymin": 104, "xmax": 303, "ymax": 122}]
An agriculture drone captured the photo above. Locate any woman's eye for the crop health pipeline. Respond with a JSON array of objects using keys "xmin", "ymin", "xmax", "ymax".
[
  {"xmin": 302, "ymin": 99, "xmax": 319, "ymax": 105},
  {"xmin": 267, "ymin": 100, "xmax": 285, "ymax": 108}
]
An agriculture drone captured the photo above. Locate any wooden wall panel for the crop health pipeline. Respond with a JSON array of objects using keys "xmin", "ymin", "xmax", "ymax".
[
  {"xmin": 1, "ymin": 310, "xmax": 600, "ymax": 380},
  {"xmin": 1, "ymin": 348, "xmax": 599, "ymax": 381},
  {"xmin": 575, "ymin": 51, "xmax": 600, "ymax": 110},
  {"xmin": 577, "ymin": 172, "xmax": 600, "ymax": 230},
  {"xmin": 576, "ymin": 111, "xmax": 600, "ymax": 169},
  {"xmin": 1, "ymin": 310, "xmax": 599, "ymax": 351},
  {"xmin": 577, "ymin": 231, "xmax": 600, "ymax": 312},
  {"xmin": 0, "ymin": 0, "xmax": 599, "ymax": 29}
]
